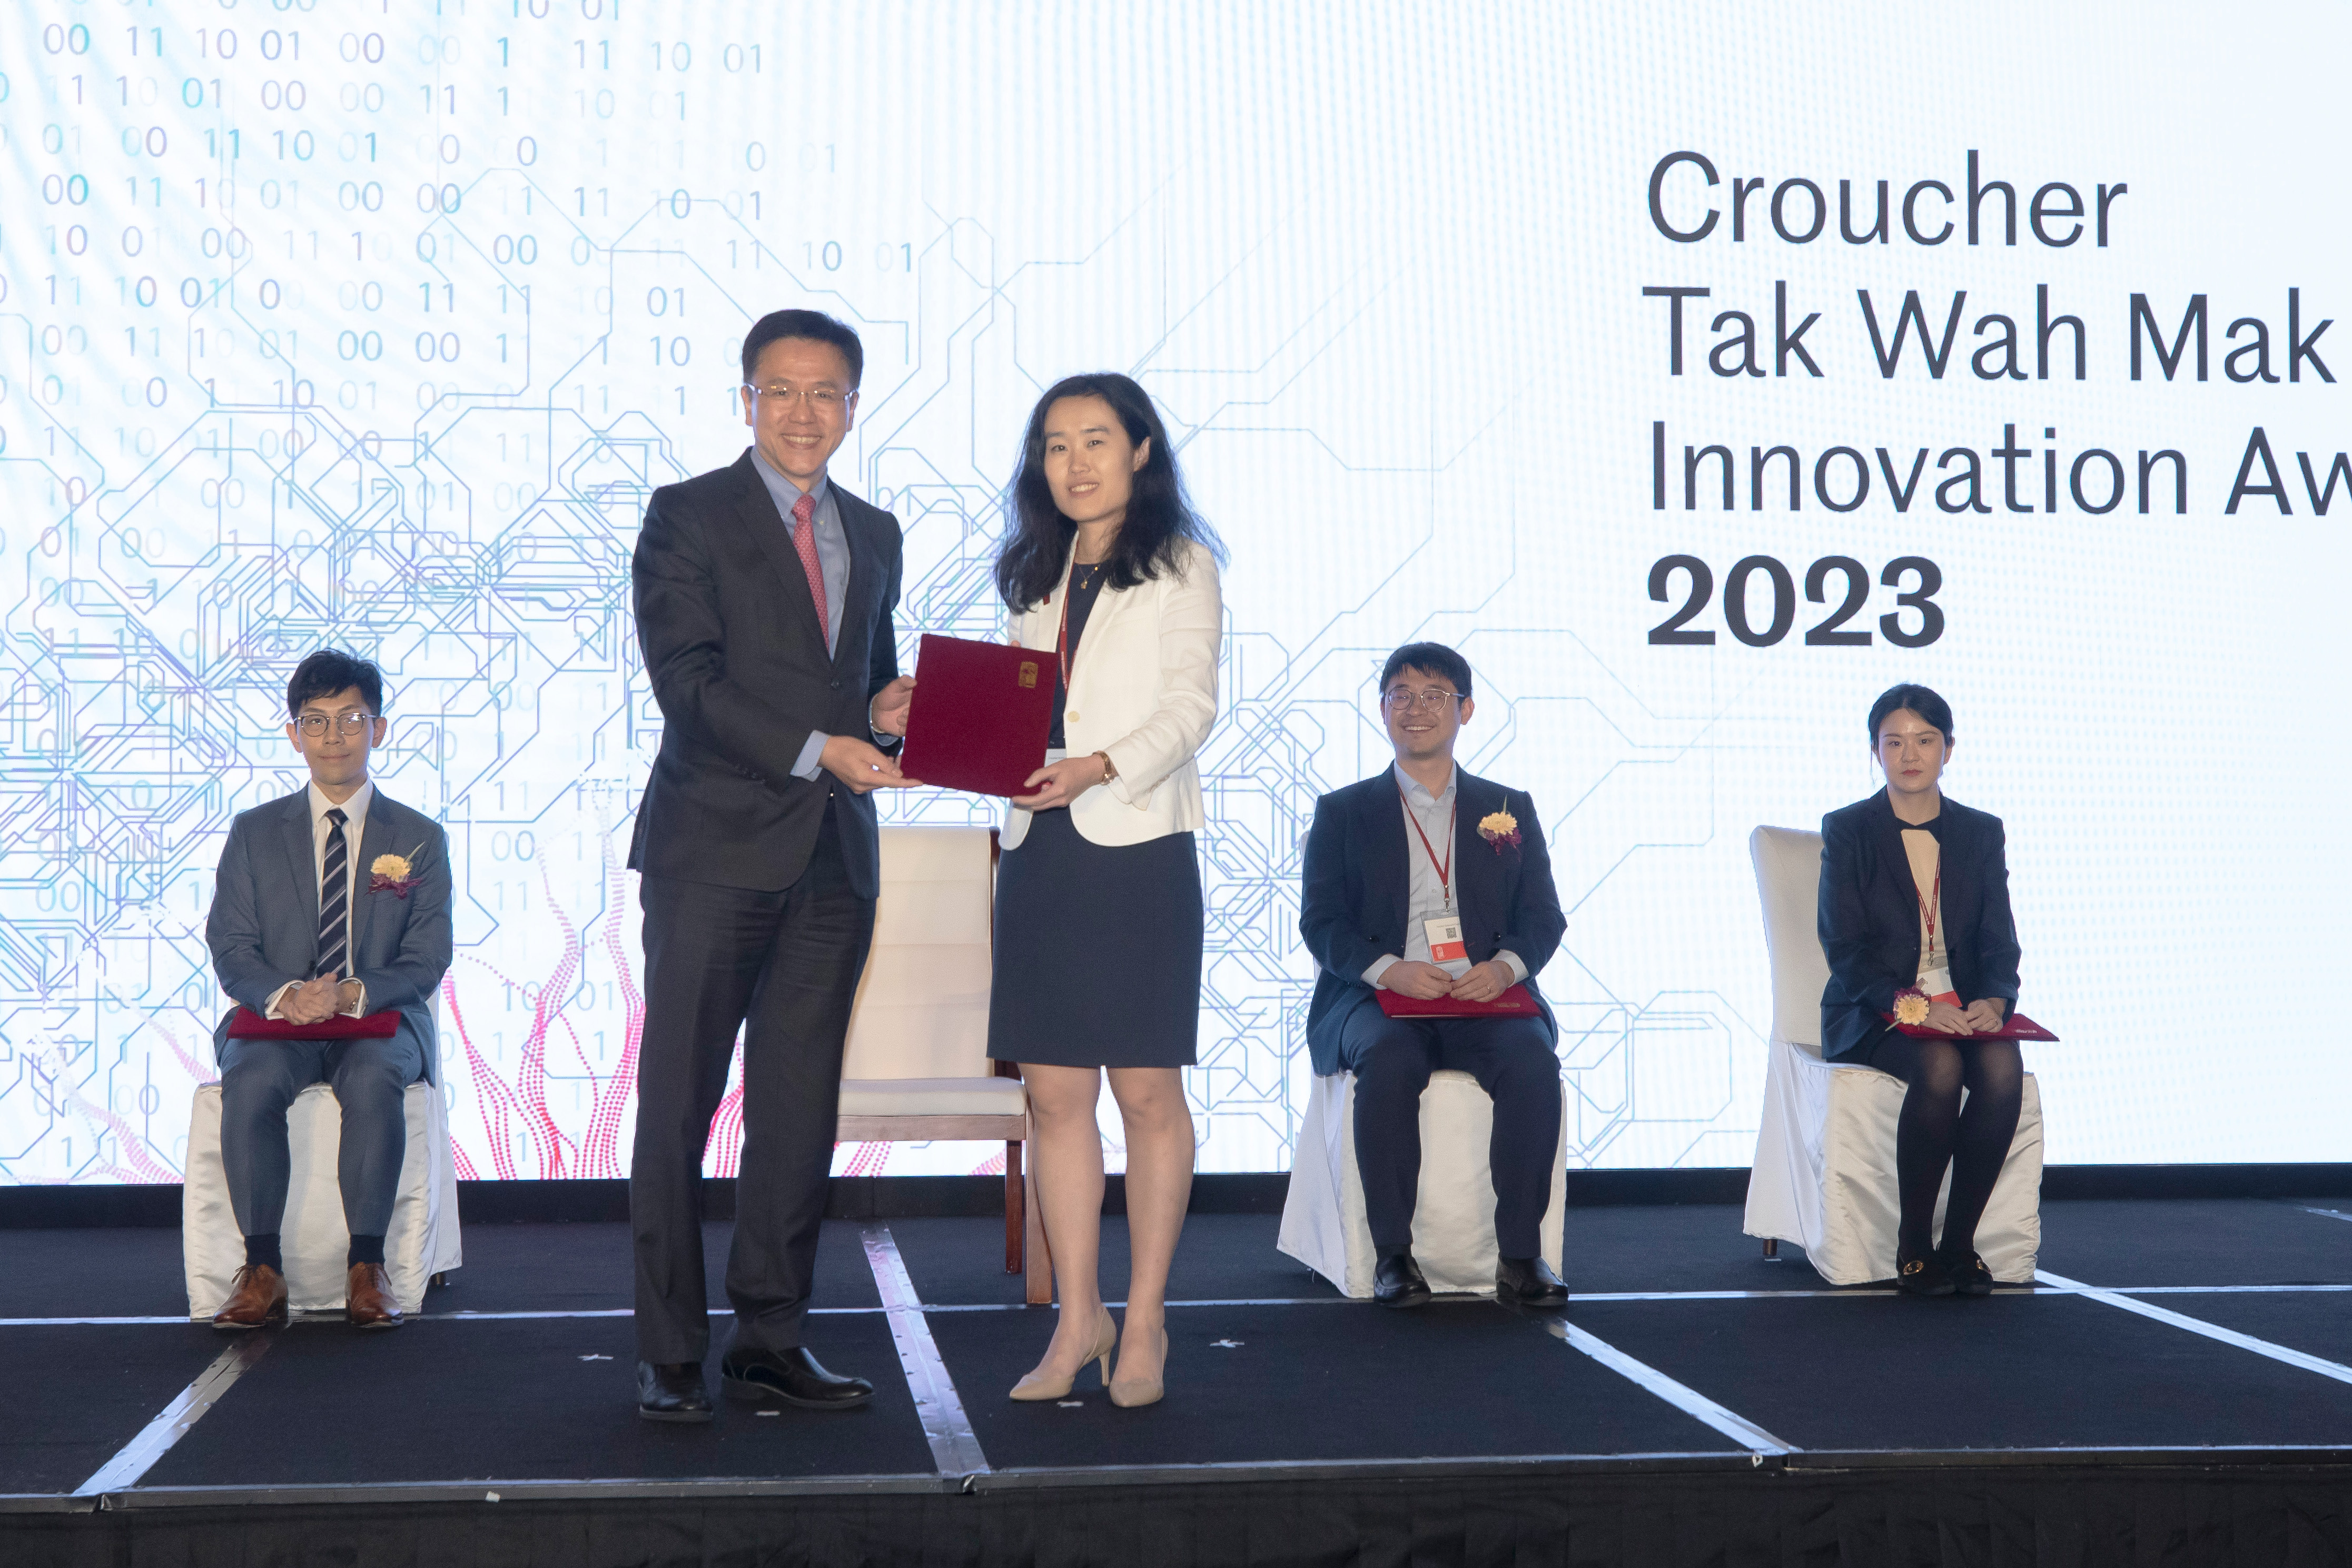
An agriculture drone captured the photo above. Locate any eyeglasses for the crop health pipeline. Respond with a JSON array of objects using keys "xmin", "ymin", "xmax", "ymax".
[
  {"xmin": 1380, "ymin": 689, "xmax": 1464, "ymax": 714},
  {"xmin": 743, "ymin": 382, "xmax": 852, "ymax": 413},
  {"xmin": 295, "ymin": 712, "xmax": 379, "ymax": 737}
]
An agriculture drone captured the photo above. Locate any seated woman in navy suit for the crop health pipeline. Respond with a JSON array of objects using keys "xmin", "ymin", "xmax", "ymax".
[{"xmin": 1819, "ymin": 683, "xmax": 2023, "ymax": 1298}]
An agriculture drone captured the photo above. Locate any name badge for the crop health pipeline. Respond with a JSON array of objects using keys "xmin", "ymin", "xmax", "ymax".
[
  {"xmin": 1918, "ymin": 967, "xmax": 1961, "ymax": 1006},
  {"xmin": 1425, "ymin": 914, "xmax": 1467, "ymax": 965}
]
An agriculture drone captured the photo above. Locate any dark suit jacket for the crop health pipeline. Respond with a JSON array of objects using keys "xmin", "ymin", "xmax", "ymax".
[
  {"xmin": 1300, "ymin": 768, "xmax": 1566, "ymax": 1077},
  {"xmin": 1817, "ymin": 789, "xmax": 2022, "ymax": 1061},
  {"xmin": 629, "ymin": 451, "xmax": 903, "ymax": 897},
  {"xmin": 205, "ymin": 788, "xmax": 453, "ymax": 1082}
]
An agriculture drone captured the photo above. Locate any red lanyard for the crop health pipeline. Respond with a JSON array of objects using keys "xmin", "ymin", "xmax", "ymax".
[
  {"xmin": 1397, "ymin": 781, "xmax": 1455, "ymax": 907},
  {"xmin": 1914, "ymin": 853, "xmax": 1942, "ymax": 957}
]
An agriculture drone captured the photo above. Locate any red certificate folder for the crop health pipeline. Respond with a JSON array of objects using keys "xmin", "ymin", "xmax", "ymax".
[
  {"xmin": 1881, "ymin": 1010, "xmax": 2059, "ymax": 1042},
  {"xmin": 1377, "ymin": 983, "xmax": 1539, "ymax": 1020},
  {"xmin": 896, "ymin": 633, "xmax": 1056, "ymax": 798},
  {"xmin": 226, "ymin": 1007, "xmax": 402, "ymax": 1041}
]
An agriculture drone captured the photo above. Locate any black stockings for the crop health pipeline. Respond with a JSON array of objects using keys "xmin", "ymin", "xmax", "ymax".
[{"xmin": 1866, "ymin": 1035, "xmax": 2024, "ymax": 1260}]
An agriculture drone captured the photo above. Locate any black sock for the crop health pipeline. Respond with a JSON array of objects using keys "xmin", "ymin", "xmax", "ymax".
[
  {"xmin": 347, "ymin": 1234, "xmax": 386, "ymax": 1267},
  {"xmin": 245, "ymin": 1233, "xmax": 282, "ymax": 1271}
]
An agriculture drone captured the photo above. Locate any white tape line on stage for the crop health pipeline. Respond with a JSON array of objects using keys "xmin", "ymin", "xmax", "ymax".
[
  {"xmin": 72, "ymin": 1332, "xmax": 274, "ymax": 1495},
  {"xmin": 2036, "ymin": 1270, "xmax": 2352, "ymax": 1386},
  {"xmin": 17, "ymin": 1282, "xmax": 2352, "ymax": 1329},
  {"xmin": 1543, "ymin": 1318, "xmax": 1797, "ymax": 1457},
  {"xmin": 861, "ymin": 1224, "xmax": 990, "ymax": 1478}
]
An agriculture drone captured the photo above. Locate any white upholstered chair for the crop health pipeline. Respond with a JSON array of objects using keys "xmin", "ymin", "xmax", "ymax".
[
  {"xmin": 183, "ymin": 1077, "xmax": 462, "ymax": 1317},
  {"xmin": 1743, "ymin": 824, "xmax": 2043, "ymax": 1285},
  {"xmin": 1278, "ymin": 1067, "xmax": 1568, "ymax": 1297},
  {"xmin": 838, "ymin": 825, "xmax": 1043, "ymax": 1302}
]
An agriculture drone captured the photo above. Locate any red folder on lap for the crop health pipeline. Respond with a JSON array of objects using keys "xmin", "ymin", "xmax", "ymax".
[
  {"xmin": 1881, "ymin": 1010, "xmax": 2059, "ymax": 1042},
  {"xmin": 896, "ymin": 633, "xmax": 1056, "ymax": 798},
  {"xmin": 1377, "ymin": 983, "xmax": 1539, "ymax": 1020},
  {"xmin": 227, "ymin": 1007, "xmax": 403, "ymax": 1040}
]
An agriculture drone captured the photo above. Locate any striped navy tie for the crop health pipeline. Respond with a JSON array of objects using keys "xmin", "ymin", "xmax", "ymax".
[{"xmin": 316, "ymin": 808, "xmax": 350, "ymax": 981}]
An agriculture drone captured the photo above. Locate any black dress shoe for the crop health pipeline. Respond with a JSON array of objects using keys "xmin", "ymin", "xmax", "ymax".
[
  {"xmin": 1372, "ymin": 1252, "xmax": 1431, "ymax": 1309},
  {"xmin": 1941, "ymin": 1249, "xmax": 1995, "ymax": 1297},
  {"xmin": 720, "ymin": 1346, "xmax": 874, "ymax": 1410},
  {"xmin": 636, "ymin": 1360, "xmax": 714, "ymax": 1424},
  {"xmin": 1495, "ymin": 1255, "xmax": 1569, "ymax": 1306},
  {"xmin": 1895, "ymin": 1251, "xmax": 1955, "ymax": 1297}
]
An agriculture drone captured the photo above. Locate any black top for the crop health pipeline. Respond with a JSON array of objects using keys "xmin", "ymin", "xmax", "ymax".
[
  {"xmin": 1816, "ymin": 789, "xmax": 2022, "ymax": 1060},
  {"xmin": 1046, "ymin": 562, "xmax": 1111, "ymax": 750}
]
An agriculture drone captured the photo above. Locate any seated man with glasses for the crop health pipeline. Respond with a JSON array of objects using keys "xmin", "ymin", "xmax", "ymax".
[
  {"xmin": 1300, "ymin": 642, "xmax": 1569, "ymax": 1308},
  {"xmin": 204, "ymin": 649, "xmax": 452, "ymax": 1331}
]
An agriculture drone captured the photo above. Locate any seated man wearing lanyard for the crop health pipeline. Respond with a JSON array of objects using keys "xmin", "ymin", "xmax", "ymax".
[{"xmin": 1299, "ymin": 642, "xmax": 1569, "ymax": 1308}]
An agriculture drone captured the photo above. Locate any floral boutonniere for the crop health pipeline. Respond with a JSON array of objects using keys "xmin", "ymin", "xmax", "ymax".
[
  {"xmin": 1892, "ymin": 987, "xmax": 1931, "ymax": 1026},
  {"xmin": 1477, "ymin": 810, "xmax": 1521, "ymax": 855},
  {"xmin": 368, "ymin": 849, "xmax": 423, "ymax": 899}
]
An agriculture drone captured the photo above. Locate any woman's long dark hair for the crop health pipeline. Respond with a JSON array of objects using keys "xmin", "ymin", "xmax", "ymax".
[{"xmin": 993, "ymin": 372, "xmax": 1225, "ymax": 610}]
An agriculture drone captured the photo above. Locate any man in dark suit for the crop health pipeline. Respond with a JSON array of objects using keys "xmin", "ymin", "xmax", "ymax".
[
  {"xmin": 628, "ymin": 309, "xmax": 918, "ymax": 1422},
  {"xmin": 205, "ymin": 648, "xmax": 453, "ymax": 1331},
  {"xmin": 1300, "ymin": 642, "xmax": 1569, "ymax": 1309}
]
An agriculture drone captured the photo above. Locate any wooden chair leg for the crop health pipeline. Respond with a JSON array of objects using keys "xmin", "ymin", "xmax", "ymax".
[
  {"xmin": 1023, "ymin": 1159, "xmax": 1053, "ymax": 1305},
  {"xmin": 1762, "ymin": 1237, "xmax": 1780, "ymax": 1258},
  {"xmin": 1004, "ymin": 1140, "xmax": 1024, "ymax": 1274}
]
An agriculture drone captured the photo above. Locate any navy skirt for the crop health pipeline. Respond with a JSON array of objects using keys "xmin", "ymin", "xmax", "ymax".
[{"xmin": 986, "ymin": 809, "xmax": 1203, "ymax": 1069}]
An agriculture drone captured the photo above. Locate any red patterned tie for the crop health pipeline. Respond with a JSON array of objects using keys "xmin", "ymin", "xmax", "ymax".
[{"xmin": 789, "ymin": 490, "xmax": 829, "ymax": 644}]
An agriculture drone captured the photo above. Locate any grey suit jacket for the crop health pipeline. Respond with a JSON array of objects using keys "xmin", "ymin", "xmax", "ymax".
[{"xmin": 205, "ymin": 787, "xmax": 454, "ymax": 1083}]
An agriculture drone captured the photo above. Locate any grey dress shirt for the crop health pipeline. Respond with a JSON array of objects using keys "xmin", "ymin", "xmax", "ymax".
[
  {"xmin": 749, "ymin": 452, "xmax": 856, "ymax": 781},
  {"xmin": 1365, "ymin": 762, "xmax": 1530, "ymax": 988}
]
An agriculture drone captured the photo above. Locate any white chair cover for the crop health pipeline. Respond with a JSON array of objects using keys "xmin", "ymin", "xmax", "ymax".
[
  {"xmin": 1278, "ymin": 1068, "xmax": 1568, "ymax": 1297},
  {"xmin": 1743, "ymin": 825, "xmax": 2043, "ymax": 1284},
  {"xmin": 842, "ymin": 827, "xmax": 997, "ymax": 1086},
  {"xmin": 184, "ymin": 1080, "xmax": 462, "ymax": 1317},
  {"xmin": 841, "ymin": 826, "xmax": 1027, "ymax": 1136}
]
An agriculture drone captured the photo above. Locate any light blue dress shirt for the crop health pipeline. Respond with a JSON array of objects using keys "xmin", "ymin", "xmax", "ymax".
[
  {"xmin": 1365, "ymin": 762, "xmax": 1530, "ymax": 988},
  {"xmin": 749, "ymin": 452, "xmax": 854, "ymax": 781}
]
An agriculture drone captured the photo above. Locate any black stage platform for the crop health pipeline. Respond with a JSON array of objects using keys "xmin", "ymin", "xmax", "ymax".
[{"xmin": 9, "ymin": 1198, "xmax": 2352, "ymax": 1565}]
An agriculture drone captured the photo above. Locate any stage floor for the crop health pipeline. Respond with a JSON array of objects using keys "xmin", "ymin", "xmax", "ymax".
[{"xmin": 9, "ymin": 1196, "xmax": 2352, "ymax": 1511}]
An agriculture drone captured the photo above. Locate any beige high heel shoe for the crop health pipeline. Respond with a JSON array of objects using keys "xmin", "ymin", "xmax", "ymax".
[
  {"xmin": 1107, "ymin": 1319, "xmax": 1168, "ymax": 1408},
  {"xmin": 1009, "ymin": 1307, "xmax": 1118, "ymax": 1401}
]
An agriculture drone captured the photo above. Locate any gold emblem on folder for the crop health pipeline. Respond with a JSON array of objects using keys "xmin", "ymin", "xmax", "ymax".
[{"xmin": 1017, "ymin": 661, "xmax": 1039, "ymax": 689}]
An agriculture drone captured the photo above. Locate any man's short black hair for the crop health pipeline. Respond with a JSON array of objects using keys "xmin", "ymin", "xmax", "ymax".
[
  {"xmin": 287, "ymin": 649, "xmax": 384, "ymax": 719},
  {"xmin": 1867, "ymin": 681, "xmax": 1953, "ymax": 743},
  {"xmin": 740, "ymin": 309, "xmax": 864, "ymax": 388},
  {"xmin": 1379, "ymin": 642, "xmax": 1473, "ymax": 699}
]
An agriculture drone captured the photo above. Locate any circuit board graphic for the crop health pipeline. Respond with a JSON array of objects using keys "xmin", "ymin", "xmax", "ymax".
[{"xmin": 25, "ymin": 2, "xmax": 2331, "ymax": 1185}]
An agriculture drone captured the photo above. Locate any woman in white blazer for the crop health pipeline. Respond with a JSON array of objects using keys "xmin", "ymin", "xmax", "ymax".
[{"xmin": 987, "ymin": 373, "xmax": 1223, "ymax": 1411}]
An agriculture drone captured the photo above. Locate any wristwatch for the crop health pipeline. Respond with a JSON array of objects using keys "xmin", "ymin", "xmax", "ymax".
[{"xmin": 1091, "ymin": 750, "xmax": 1118, "ymax": 783}]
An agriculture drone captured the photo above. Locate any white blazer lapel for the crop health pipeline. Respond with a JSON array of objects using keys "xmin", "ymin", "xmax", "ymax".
[{"xmin": 1020, "ymin": 550, "xmax": 1078, "ymax": 652}]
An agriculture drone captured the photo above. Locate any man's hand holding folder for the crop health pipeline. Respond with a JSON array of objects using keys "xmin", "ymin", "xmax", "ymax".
[
  {"xmin": 1371, "ymin": 957, "xmax": 1534, "ymax": 1019},
  {"xmin": 818, "ymin": 675, "xmax": 920, "ymax": 795}
]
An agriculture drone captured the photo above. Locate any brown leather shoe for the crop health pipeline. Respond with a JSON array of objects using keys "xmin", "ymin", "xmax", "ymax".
[
  {"xmin": 212, "ymin": 1264, "xmax": 288, "ymax": 1331},
  {"xmin": 346, "ymin": 1262, "xmax": 404, "ymax": 1329}
]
